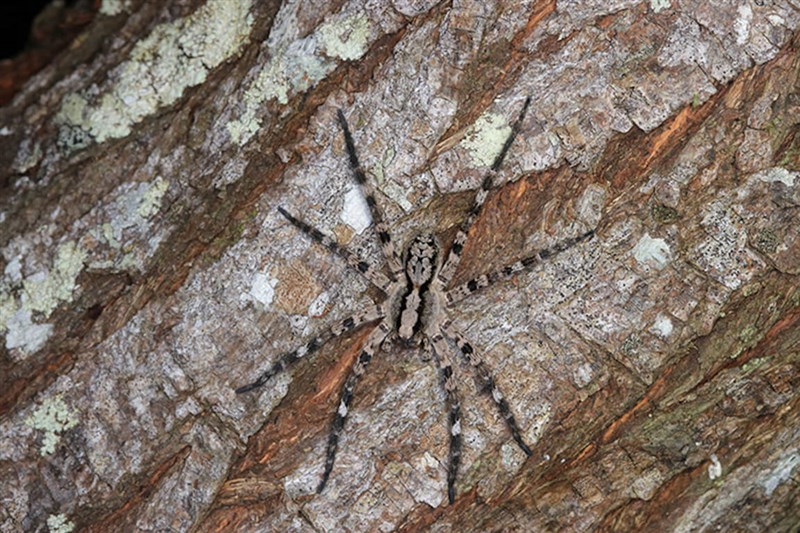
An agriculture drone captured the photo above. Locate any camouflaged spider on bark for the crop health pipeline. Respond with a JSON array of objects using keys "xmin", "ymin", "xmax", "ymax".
[{"xmin": 236, "ymin": 97, "xmax": 595, "ymax": 504}]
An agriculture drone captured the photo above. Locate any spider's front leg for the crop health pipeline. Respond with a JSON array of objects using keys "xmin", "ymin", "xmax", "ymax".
[
  {"xmin": 235, "ymin": 303, "xmax": 384, "ymax": 394},
  {"xmin": 437, "ymin": 97, "xmax": 532, "ymax": 287},
  {"xmin": 277, "ymin": 207, "xmax": 393, "ymax": 293},
  {"xmin": 337, "ymin": 109, "xmax": 404, "ymax": 278},
  {"xmin": 445, "ymin": 228, "xmax": 595, "ymax": 305}
]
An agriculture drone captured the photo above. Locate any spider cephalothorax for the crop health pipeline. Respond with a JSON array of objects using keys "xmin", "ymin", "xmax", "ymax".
[
  {"xmin": 397, "ymin": 232, "xmax": 440, "ymax": 344},
  {"xmin": 237, "ymin": 97, "xmax": 595, "ymax": 504}
]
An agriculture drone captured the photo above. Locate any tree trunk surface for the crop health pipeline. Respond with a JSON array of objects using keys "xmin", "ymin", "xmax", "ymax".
[{"xmin": 1, "ymin": 1, "xmax": 799, "ymax": 532}]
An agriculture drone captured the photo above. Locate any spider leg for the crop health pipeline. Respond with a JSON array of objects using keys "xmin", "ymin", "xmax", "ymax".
[
  {"xmin": 317, "ymin": 321, "xmax": 391, "ymax": 494},
  {"xmin": 277, "ymin": 207, "xmax": 393, "ymax": 292},
  {"xmin": 336, "ymin": 109, "xmax": 404, "ymax": 278},
  {"xmin": 235, "ymin": 304, "xmax": 384, "ymax": 394},
  {"xmin": 445, "ymin": 229, "xmax": 595, "ymax": 305},
  {"xmin": 440, "ymin": 320, "xmax": 533, "ymax": 456},
  {"xmin": 429, "ymin": 330, "xmax": 463, "ymax": 505},
  {"xmin": 437, "ymin": 97, "xmax": 532, "ymax": 287}
]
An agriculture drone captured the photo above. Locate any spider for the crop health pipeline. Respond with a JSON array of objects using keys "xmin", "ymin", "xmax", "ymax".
[{"xmin": 236, "ymin": 96, "xmax": 595, "ymax": 504}]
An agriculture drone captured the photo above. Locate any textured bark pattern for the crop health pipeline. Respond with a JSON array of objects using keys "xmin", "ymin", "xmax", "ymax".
[{"xmin": 0, "ymin": 1, "xmax": 799, "ymax": 532}]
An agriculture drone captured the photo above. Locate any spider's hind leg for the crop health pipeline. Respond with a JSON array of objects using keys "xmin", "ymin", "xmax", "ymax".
[
  {"xmin": 235, "ymin": 304, "xmax": 384, "ymax": 394},
  {"xmin": 429, "ymin": 330, "xmax": 463, "ymax": 504},
  {"xmin": 317, "ymin": 321, "xmax": 391, "ymax": 494},
  {"xmin": 440, "ymin": 320, "xmax": 533, "ymax": 456}
]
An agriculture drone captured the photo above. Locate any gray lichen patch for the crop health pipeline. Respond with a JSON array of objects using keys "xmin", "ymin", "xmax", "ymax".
[
  {"xmin": 80, "ymin": 176, "xmax": 172, "ymax": 272},
  {"xmin": 240, "ymin": 270, "xmax": 278, "ymax": 309},
  {"xmin": 318, "ymin": 14, "xmax": 371, "ymax": 60},
  {"xmin": 46, "ymin": 514, "xmax": 75, "ymax": 533},
  {"xmin": 136, "ymin": 177, "xmax": 169, "ymax": 218},
  {"xmin": 753, "ymin": 166, "xmax": 797, "ymax": 187},
  {"xmin": 226, "ymin": 10, "xmax": 375, "ymax": 146},
  {"xmin": 56, "ymin": 0, "xmax": 254, "ymax": 148},
  {"xmin": 1, "ymin": 240, "xmax": 86, "ymax": 357},
  {"xmin": 649, "ymin": 0, "xmax": 671, "ymax": 13},
  {"xmin": 690, "ymin": 202, "xmax": 767, "ymax": 291},
  {"xmin": 340, "ymin": 186, "xmax": 372, "ymax": 234},
  {"xmin": 760, "ymin": 451, "xmax": 799, "ymax": 497},
  {"xmin": 459, "ymin": 111, "xmax": 514, "ymax": 167},
  {"xmin": 632, "ymin": 233, "xmax": 673, "ymax": 272},
  {"xmin": 99, "ymin": 0, "xmax": 127, "ymax": 16},
  {"xmin": 25, "ymin": 395, "xmax": 79, "ymax": 456},
  {"xmin": 21, "ymin": 241, "xmax": 86, "ymax": 317},
  {"xmin": 4, "ymin": 309, "xmax": 53, "ymax": 356}
]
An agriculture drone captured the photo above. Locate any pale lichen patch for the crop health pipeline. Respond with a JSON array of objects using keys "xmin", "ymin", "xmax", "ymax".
[
  {"xmin": 649, "ymin": 313, "xmax": 674, "ymax": 339},
  {"xmin": 5, "ymin": 309, "xmax": 53, "ymax": 355},
  {"xmin": 753, "ymin": 166, "xmax": 797, "ymax": 187},
  {"xmin": 57, "ymin": 0, "xmax": 254, "ymax": 147},
  {"xmin": 460, "ymin": 112, "xmax": 512, "ymax": 167},
  {"xmin": 46, "ymin": 514, "xmax": 75, "ymax": 533},
  {"xmin": 649, "ymin": 0, "xmax": 671, "ymax": 13},
  {"xmin": 85, "ymin": 176, "xmax": 172, "ymax": 271},
  {"xmin": 241, "ymin": 271, "xmax": 278, "ymax": 309},
  {"xmin": 0, "ymin": 291, "xmax": 16, "ymax": 331},
  {"xmin": 341, "ymin": 186, "xmax": 371, "ymax": 234},
  {"xmin": 137, "ymin": 177, "xmax": 169, "ymax": 218},
  {"xmin": 100, "ymin": 0, "xmax": 128, "ymax": 16},
  {"xmin": 760, "ymin": 452, "xmax": 798, "ymax": 496},
  {"xmin": 708, "ymin": 453, "xmax": 722, "ymax": 480},
  {"xmin": 308, "ymin": 290, "xmax": 331, "ymax": 317},
  {"xmin": 572, "ymin": 362, "xmax": 595, "ymax": 388},
  {"xmin": 318, "ymin": 14, "xmax": 371, "ymax": 61},
  {"xmin": 21, "ymin": 241, "xmax": 86, "ymax": 317},
  {"xmin": 632, "ymin": 234, "xmax": 672, "ymax": 270},
  {"xmin": 734, "ymin": 4, "xmax": 753, "ymax": 46},
  {"xmin": 227, "ymin": 13, "xmax": 373, "ymax": 146},
  {"xmin": 25, "ymin": 395, "xmax": 79, "ymax": 456}
]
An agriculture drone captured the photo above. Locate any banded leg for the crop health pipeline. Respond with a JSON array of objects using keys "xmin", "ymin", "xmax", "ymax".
[
  {"xmin": 445, "ymin": 229, "xmax": 595, "ymax": 305},
  {"xmin": 429, "ymin": 331, "xmax": 463, "ymax": 504},
  {"xmin": 440, "ymin": 321, "xmax": 532, "ymax": 456},
  {"xmin": 437, "ymin": 97, "xmax": 532, "ymax": 287},
  {"xmin": 337, "ymin": 109, "xmax": 403, "ymax": 278},
  {"xmin": 235, "ymin": 304, "xmax": 384, "ymax": 394},
  {"xmin": 278, "ymin": 207, "xmax": 393, "ymax": 292},
  {"xmin": 317, "ymin": 321, "xmax": 391, "ymax": 493}
]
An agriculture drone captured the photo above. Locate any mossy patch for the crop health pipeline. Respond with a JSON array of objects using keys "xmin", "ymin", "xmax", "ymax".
[{"xmin": 651, "ymin": 203, "xmax": 680, "ymax": 224}]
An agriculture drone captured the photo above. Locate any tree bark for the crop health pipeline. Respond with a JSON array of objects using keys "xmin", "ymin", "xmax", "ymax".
[{"xmin": 1, "ymin": 1, "xmax": 799, "ymax": 532}]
